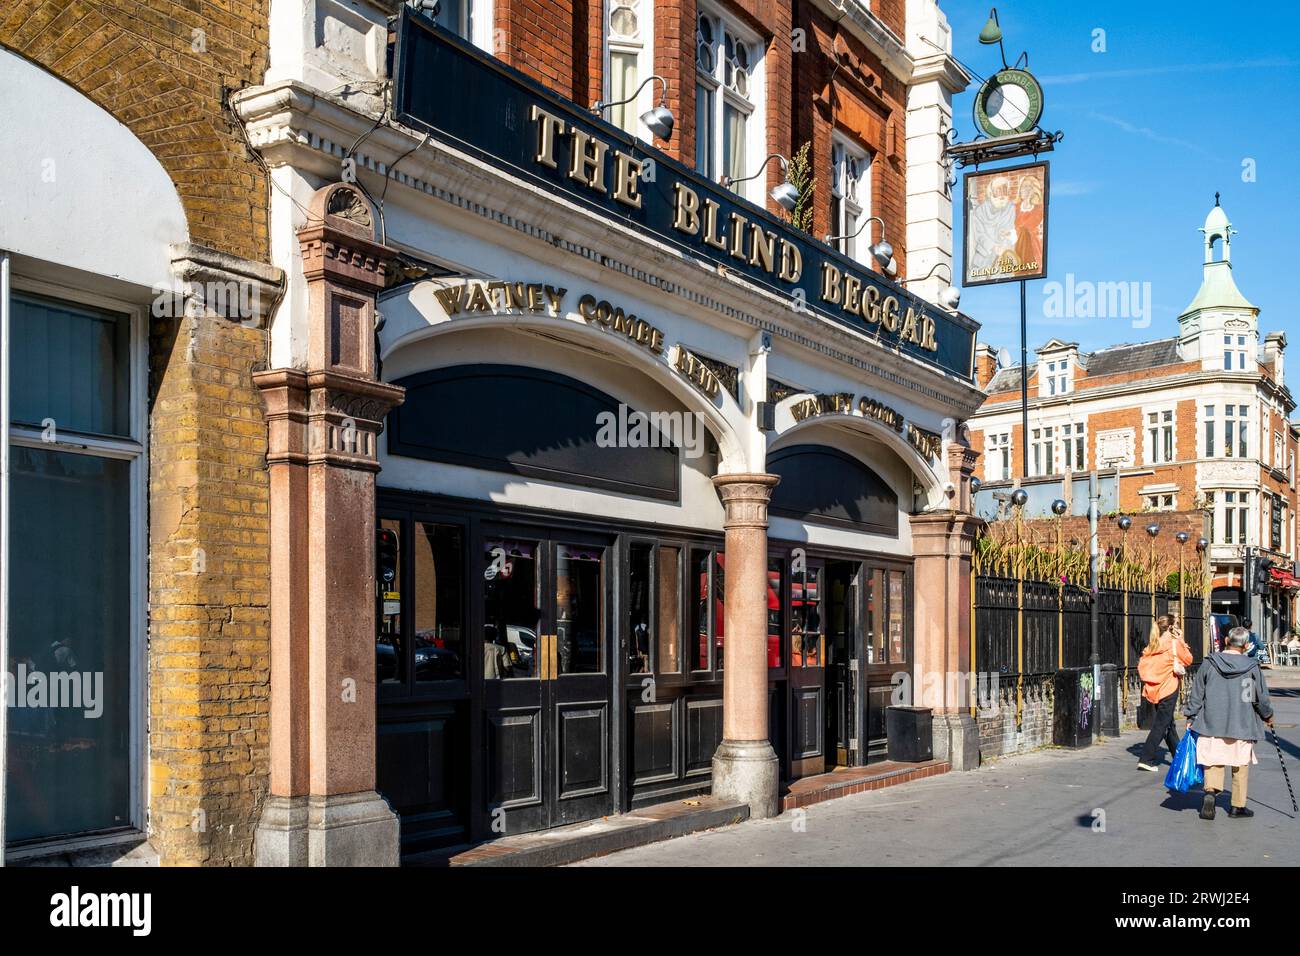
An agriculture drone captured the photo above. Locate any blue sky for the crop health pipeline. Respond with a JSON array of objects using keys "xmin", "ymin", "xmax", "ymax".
[{"xmin": 945, "ymin": 1, "xmax": 1300, "ymax": 359}]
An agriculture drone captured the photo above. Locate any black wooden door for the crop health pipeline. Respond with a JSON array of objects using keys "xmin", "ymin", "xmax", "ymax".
[
  {"xmin": 480, "ymin": 526, "xmax": 614, "ymax": 835},
  {"xmin": 788, "ymin": 560, "xmax": 825, "ymax": 778}
]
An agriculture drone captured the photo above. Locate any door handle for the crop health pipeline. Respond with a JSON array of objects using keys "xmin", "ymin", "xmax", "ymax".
[{"xmin": 540, "ymin": 634, "xmax": 558, "ymax": 681}]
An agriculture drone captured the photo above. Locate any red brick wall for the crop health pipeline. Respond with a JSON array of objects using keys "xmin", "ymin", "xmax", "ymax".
[{"xmin": 495, "ymin": 0, "xmax": 908, "ymax": 232}]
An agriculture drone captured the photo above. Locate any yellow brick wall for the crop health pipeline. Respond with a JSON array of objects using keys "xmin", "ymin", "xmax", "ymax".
[{"xmin": 2, "ymin": 1, "xmax": 273, "ymax": 865}]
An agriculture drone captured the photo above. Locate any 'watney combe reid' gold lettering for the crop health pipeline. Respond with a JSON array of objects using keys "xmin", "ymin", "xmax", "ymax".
[{"xmin": 528, "ymin": 106, "xmax": 939, "ymax": 355}]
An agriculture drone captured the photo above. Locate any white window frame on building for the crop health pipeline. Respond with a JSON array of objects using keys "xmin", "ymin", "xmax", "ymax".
[
  {"xmin": 1222, "ymin": 403, "xmax": 1249, "ymax": 458},
  {"xmin": 985, "ymin": 430, "xmax": 1011, "ymax": 481},
  {"xmin": 1144, "ymin": 493, "xmax": 1176, "ymax": 512},
  {"xmin": 603, "ymin": 0, "xmax": 655, "ymax": 138},
  {"xmin": 695, "ymin": 3, "xmax": 764, "ymax": 203},
  {"xmin": 1059, "ymin": 421, "xmax": 1086, "ymax": 473},
  {"xmin": 830, "ymin": 133, "xmax": 871, "ymax": 263},
  {"xmin": 2, "ymin": 266, "xmax": 148, "ymax": 852},
  {"xmin": 1144, "ymin": 406, "xmax": 1175, "ymax": 465},
  {"xmin": 1221, "ymin": 489, "xmax": 1251, "ymax": 546},
  {"xmin": 1044, "ymin": 358, "xmax": 1069, "ymax": 397},
  {"xmin": 1223, "ymin": 333, "xmax": 1250, "ymax": 372},
  {"xmin": 1030, "ymin": 424, "xmax": 1055, "ymax": 477},
  {"xmin": 433, "ymin": 0, "xmax": 495, "ymax": 51}
]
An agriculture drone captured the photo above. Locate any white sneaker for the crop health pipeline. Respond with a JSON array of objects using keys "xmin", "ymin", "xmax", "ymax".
[{"xmin": 1137, "ymin": 762, "xmax": 1160, "ymax": 772}]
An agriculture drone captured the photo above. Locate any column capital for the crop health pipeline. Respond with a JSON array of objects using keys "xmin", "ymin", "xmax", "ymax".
[{"xmin": 712, "ymin": 473, "xmax": 780, "ymax": 529}]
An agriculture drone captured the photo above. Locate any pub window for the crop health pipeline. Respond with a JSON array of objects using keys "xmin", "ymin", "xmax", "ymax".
[
  {"xmin": 657, "ymin": 546, "xmax": 682, "ymax": 674},
  {"xmin": 830, "ymin": 134, "xmax": 871, "ymax": 262},
  {"xmin": 690, "ymin": 548, "xmax": 724, "ymax": 672},
  {"xmin": 791, "ymin": 564, "xmax": 822, "ymax": 668},
  {"xmin": 629, "ymin": 543, "xmax": 652, "ymax": 674},
  {"xmin": 888, "ymin": 570, "xmax": 907, "ymax": 665},
  {"xmin": 767, "ymin": 558, "xmax": 784, "ymax": 669},
  {"xmin": 1223, "ymin": 491, "xmax": 1249, "ymax": 545},
  {"xmin": 1206, "ymin": 492, "xmax": 1217, "ymax": 544},
  {"xmin": 604, "ymin": 0, "xmax": 651, "ymax": 137},
  {"xmin": 7, "ymin": 285, "xmax": 143, "ymax": 846},
  {"xmin": 1204, "ymin": 405, "xmax": 1215, "ymax": 458},
  {"xmin": 866, "ymin": 569, "xmax": 884, "ymax": 664},
  {"xmin": 413, "ymin": 522, "xmax": 465, "ymax": 681},
  {"xmin": 482, "ymin": 538, "xmax": 542, "ymax": 680},
  {"xmin": 695, "ymin": 5, "xmax": 763, "ymax": 202},
  {"xmin": 556, "ymin": 545, "xmax": 605, "ymax": 675},
  {"xmin": 378, "ymin": 517, "xmax": 406, "ymax": 685}
]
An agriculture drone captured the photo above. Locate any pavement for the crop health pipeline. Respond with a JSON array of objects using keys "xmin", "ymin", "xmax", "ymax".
[{"xmin": 578, "ymin": 671, "xmax": 1300, "ymax": 867}]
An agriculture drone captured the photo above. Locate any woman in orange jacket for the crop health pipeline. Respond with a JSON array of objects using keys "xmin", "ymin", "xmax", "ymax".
[{"xmin": 1136, "ymin": 614, "xmax": 1194, "ymax": 771}]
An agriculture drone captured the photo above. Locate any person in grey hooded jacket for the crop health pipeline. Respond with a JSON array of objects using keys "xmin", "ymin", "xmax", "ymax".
[{"xmin": 1183, "ymin": 627, "xmax": 1274, "ymax": 820}]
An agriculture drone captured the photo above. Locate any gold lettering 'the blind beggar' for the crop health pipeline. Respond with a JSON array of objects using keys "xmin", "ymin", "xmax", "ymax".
[{"xmin": 528, "ymin": 106, "xmax": 940, "ymax": 355}]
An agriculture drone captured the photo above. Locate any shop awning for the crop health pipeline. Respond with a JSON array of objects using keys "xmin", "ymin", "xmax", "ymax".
[{"xmin": 1268, "ymin": 567, "xmax": 1300, "ymax": 589}]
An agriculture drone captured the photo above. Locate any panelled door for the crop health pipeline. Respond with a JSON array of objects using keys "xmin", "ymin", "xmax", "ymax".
[
  {"xmin": 480, "ymin": 526, "xmax": 615, "ymax": 835},
  {"xmin": 823, "ymin": 561, "xmax": 860, "ymax": 769},
  {"xmin": 787, "ymin": 559, "xmax": 825, "ymax": 778}
]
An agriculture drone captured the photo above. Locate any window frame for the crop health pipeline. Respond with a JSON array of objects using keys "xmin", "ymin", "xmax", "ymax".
[
  {"xmin": 4, "ymin": 271, "xmax": 148, "ymax": 852},
  {"xmin": 1144, "ymin": 406, "xmax": 1175, "ymax": 465},
  {"xmin": 986, "ymin": 431, "xmax": 1011, "ymax": 481},
  {"xmin": 830, "ymin": 132, "xmax": 872, "ymax": 263},
  {"xmin": 603, "ymin": 0, "xmax": 655, "ymax": 140},
  {"xmin": 694, "ymin": 2, "xmax": 765, "ymax": 204}
]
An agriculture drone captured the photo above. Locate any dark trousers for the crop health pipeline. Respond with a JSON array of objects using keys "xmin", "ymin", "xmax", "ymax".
[{"xmin": 1140, "ymin": 691, "xmax": 1180, "ymax": 765}]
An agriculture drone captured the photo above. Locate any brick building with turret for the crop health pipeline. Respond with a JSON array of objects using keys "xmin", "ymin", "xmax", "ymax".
[{"xmin": 968, "ymin": 198, "xmax": 1299, "ymax": 640}]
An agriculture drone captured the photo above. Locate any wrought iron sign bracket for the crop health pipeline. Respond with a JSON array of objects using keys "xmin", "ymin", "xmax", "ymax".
[{"xmin": 946, "ymin": 128, "xmax": 1063, "ymax": 169}]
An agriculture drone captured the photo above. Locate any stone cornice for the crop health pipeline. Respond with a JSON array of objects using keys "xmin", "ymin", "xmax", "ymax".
[
  {"xmin": 168, "ymin": 241, "xmax": 285, "ymax": 329},
  {"xmin": 232, "ymin": 80, "xmax": 986, "ymax": 418}
]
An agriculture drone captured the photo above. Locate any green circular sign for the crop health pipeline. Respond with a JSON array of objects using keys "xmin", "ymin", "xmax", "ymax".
[{"xmin": 974, "ymin": 69, "xmax": 1044, "ymax": 137}]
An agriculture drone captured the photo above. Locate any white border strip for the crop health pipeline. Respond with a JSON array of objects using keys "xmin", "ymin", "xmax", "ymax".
[{"xmin": 1, "ymin": 249, "xmax": 10, "ymax": 864}]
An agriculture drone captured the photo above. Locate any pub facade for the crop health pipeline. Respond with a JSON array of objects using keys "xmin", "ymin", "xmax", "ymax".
[
  {"xmin": 241, "ymin": 0, "xmax": 985, "ymax": 864},
  {"xmin": 2, "ymin": 0, "xmax": 986, "ymax": 866}
]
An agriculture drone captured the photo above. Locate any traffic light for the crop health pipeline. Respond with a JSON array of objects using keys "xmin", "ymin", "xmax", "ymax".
[
  {"xmin": 377, "ymin": 527, "xmax": 399, "ymax": 591},
  {"xmin": 1253, "ymin": 555, "xmax": 1274, "ymax": 595}
]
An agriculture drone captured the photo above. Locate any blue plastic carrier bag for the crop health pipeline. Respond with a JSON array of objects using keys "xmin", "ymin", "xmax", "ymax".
[{"xmin": 1165, "ymin": 730, "xmax": 1204, "ymax": 792}]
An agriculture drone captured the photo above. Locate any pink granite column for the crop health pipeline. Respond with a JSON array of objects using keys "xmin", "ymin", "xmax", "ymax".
[
  {"xmin": 909, "ymin": 440, "xmax": 983, "ymax": 770},
  {"xmin": 711, "ymin": 473, "xmax": 780, "ymax": 817},
  {"xmin": 253, "ymin": 184, "xmax": 405, "ymax": 865}
]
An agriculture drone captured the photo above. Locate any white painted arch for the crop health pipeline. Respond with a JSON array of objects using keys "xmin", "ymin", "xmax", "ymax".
[
  {"xmin": 0, "ymin": 45, "xmax": 188, "ymax": 289},
  {"xmin": 377, "ymin": 280, "xmax": 752, "ymax": 473},
  {"xmin": 769, "ymin": 409, "xmax": 948, "ymax": 512}
]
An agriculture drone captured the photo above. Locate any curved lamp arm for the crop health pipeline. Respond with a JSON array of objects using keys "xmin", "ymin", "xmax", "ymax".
[
  {"xmin": 593, "ymin": 75, "xmax": 668, "ymax": 114},
  {"xmin": 825, "ymin": 214, "xmax": 885, "ymax": 247},
  {"xmin": 721, "ymin": 153, "xmax": 788, "ymax": 189},
  {"xmin": 901, "ymin": 262, "xmax": 953, "ymax": 286}
]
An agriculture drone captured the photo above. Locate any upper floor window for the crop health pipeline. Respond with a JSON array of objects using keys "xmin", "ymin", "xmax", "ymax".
[
  {"xmin": 1223, "ymin": 334, "xmax": 1249, "ymax": 371},
  {"xmin": 433, "ymin": 0, "xmax": 490, "ymax": 46},
  {"xmin": 1145, "ymin": 493, "xmax": 1176, "ymax": 512},
  {"xmin": 986, "ymin": 431, "xmax": 1011, "ymax": 481},
  {"xmin": 1146, "ymin": 409, "xmax": 1174, "ymax": 464},
  {"xmin": 1060, "ymin": 422, "xmax": 1085, "ymax": 473},
  {"xmin": 1045, "ymin": 359, "xmax": 1069, "ymax": 396},
  {"xmin": 830, "ymin": 135, "xmax": 871, "ymax": 261},
  {"xmin": 605, "ymin": 1, "xmax": 651, "ymax": 137},
  {"xmin": 696, "ymin": 8, "xmax": 762, "ymax": 201},
  {"xmin": 1030, "ymin": 425, "xmax": 1054, "ymax": 477},
  {"xmin": 1223, "ymin": 404, "xmax": 1249, "ymax": 458},
  {"xmin": 1223, "ymin": 490, "xmax": 1249, "ymax": 545}
]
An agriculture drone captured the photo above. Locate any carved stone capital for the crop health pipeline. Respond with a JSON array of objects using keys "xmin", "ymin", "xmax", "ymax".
[{"xmin": 712, "ymin": 473, "xmax": 780, "ymax": 529}]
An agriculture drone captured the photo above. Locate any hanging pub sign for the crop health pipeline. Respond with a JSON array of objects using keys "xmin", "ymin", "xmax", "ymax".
[
  {"xmin": 390, "ymin": 8, "xmax": 978, "ymax": 381},
  {"xmin": 962, "ymin": 161, "xmax": 1049, "ymax": 286}
]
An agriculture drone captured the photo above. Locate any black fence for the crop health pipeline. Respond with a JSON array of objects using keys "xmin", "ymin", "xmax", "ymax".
[{"xmin": 974, "ymin": 575, "xmax": 1205, "ymax": 679}]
